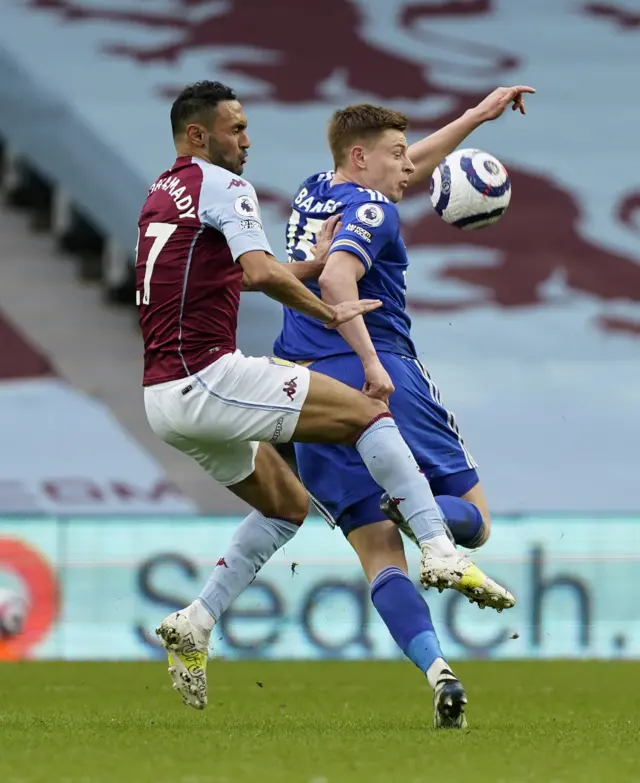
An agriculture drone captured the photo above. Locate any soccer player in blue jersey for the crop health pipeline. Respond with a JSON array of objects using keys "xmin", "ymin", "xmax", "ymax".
[{"xmin": 272, "ymin": 85, "xmax": 534, "ymax": 728}]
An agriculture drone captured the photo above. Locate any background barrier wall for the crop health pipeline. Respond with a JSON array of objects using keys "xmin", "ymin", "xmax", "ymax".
[{"xmin": 1, "ymin": 516, "xmax": 638, "ymax": 661}]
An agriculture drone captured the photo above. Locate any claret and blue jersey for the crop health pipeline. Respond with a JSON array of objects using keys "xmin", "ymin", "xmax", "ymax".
[{"xmin": 273, "ymin": 170, "xmax": 417, "ymax": 360}]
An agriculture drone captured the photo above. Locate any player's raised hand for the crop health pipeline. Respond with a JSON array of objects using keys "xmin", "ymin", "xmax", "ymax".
[
  {"xmin": 362, "ymin": 357, "xmax": 395, "ymax": 404},
  {"xmin": 310, "ymin": 214, "xmax": 343, "ymax": 265},
  {"xmin": 473, "ymin": 85, "xmax": 536, "ymax": 122},
  {"xmin": 325, "ymin": 299, "xmax": 382, "ymax": 328}
]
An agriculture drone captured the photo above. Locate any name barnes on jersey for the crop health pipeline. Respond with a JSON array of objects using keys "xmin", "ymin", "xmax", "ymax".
[
  {"xmin": 292, "ymin": 177, "xmax": 375, "ymax": 244},
  {"xmin": 293, "ymin": 188, "xmax": 342, "ymax": 215}
]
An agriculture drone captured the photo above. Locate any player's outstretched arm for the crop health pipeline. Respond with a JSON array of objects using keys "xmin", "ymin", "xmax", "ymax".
[
  {"xmin": 319, "ymin": 251, "xmax": 394, "ymax": 403},
  {"xmin": 238, "ymin": 250, "xmax": 381, "ymax": 327},
  {"xmin": 407, "ymin": 85, "xmax": 536, "ymax": 188}
]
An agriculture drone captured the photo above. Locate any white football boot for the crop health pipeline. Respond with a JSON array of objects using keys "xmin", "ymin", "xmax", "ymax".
[
  {"xmin": 381, "ymin": 492, "xmax": 515, "ymax": 611},
  {"xmin": 420, "ymin": 548, "xmax": 516, "ymax": 612},
  {"xmin": 156, "ymin": 608, "xmax": 210, "ymax": 710}
]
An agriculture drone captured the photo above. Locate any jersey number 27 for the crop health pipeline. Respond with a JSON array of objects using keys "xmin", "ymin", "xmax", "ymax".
[{"xmin": 135, "ymin": 222, "xmax": 177, "ymax": 305}]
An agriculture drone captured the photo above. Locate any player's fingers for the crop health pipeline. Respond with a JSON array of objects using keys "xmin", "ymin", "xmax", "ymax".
[
  {"xmin": 365, "ymin": 385, "xmax": 390, "ymax": 403},
  {"xmin": 510, "ymin": 84, "xmax": 536, "ymax": 95},
  {"xmin": 373, "ymin": 381, "xmax": 394, "ymax": 400},
  {"xmin": 322, "ymin": 214, "xmax": 339, "ymax": 232},
  {"xmin": 507, "ymin": 90, "xmax": 526, "ymax": 111},
  {"xmin": 322, "ymin": 214, "xmax": 342, "ymax": 238},
  {"xmin": 513, "ymin": 94, "xmax": 527, "ymax": 114},
  {"xmin": 317, "ymin": 218, "xmax": 333, "ymax": 243},
  {"xmin": 357, "ymin": 299, "xmax": 383, "ymax": 314},
  {"xmin": 327, "ymin": 299, "xmax": 382, "ymax": 327},
  {"xmin": 337, "ymin": 301, "xmax": 382, "ymax": 322}
]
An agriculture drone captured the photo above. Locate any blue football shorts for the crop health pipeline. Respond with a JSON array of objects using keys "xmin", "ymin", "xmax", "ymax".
[{"xmin": 295, "ymin": 351, "xmax": 480, "ymax": 536}]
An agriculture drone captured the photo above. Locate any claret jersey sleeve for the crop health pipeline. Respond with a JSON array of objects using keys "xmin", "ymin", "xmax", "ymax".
[{"xmin": 198, "ymin": 168, "xmax": 273, "ymax": 261}]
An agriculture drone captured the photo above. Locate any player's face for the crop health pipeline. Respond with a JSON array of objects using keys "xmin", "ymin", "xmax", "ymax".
[
  {"xmin": 361, "ymin": 130, "xmax": 415, "ymax": 203},
  {"xmin": 205, "ymin": 100, "xmax": 251, "ymax": 175}
]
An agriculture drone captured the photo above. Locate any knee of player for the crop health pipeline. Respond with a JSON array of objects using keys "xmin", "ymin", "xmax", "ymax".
[
  {"xmin": 261, "ymin": 490, "xmax": 309, "ymax": 525},
  {"xmin": 475, "ymin": 513, "xmax": 492, "ymax": 547},
  {"xmin": 367, "ymin": 398, "xmax": 390, "ymax": 419},
  {"xmin": 349, "ymin": 397, "xmax": 391, "ymax": 444},
  {"xmin": 290, "ymin": 495, "xmax": 311, "ymax": 525}
]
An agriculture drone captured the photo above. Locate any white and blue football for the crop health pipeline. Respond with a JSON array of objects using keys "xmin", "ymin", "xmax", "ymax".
[{"xmin": 430, "ymin": 148, "xmax": 511, "ymax": 230}]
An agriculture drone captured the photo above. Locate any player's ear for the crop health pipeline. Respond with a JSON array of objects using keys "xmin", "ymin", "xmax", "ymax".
[
  {"xmin": 351, "ymin": 145, "xmax": 367, "ymax": 171},
  {"xmin": 184, "ymin": 122, "xmax": 207, "ymax": 147}
]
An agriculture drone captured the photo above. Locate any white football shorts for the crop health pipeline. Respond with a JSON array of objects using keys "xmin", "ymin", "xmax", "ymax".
[{"xmin": 144, "ymin": 350, "xmax": 311, "ymax": 486}]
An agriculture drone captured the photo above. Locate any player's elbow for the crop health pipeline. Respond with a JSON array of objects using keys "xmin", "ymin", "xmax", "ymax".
[
  {"xmin": 318, "ymin": 272, "xmax": 335, "ymax": 300},
  {"xmin": 317, "ymin": 269, "xmax": 330, "ymax": 293},
  {"xmin": 319, "ymin": 266, "xmax": 341, "ymax": 293},
  {"xmin": 319, "ymin": 252, "xmax": 363, "ymax": 302},
  {"xmin": 319, "ymin": 268, "xmax": 350, "ymax": 302},
  {"xmin": 242, "ymin": 267, "xmax": 273, "ymax": 291},
  {"xmin": 238, "ymin": 251, "xmax": 279, "ymax": 290}
]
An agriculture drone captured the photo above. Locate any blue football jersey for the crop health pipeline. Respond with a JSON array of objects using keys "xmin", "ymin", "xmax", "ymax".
[{"xmin": 273, "ymin": 171, "xmax": 417, "ymax": 361}]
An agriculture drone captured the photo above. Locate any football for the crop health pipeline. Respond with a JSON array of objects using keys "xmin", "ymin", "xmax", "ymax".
[
  {"xmin": 0, "ymin": 587, "xmax": 29, "ymax": 640},
  {"xmin": 430, "ymin": 148, "xmax": 511, "ymax": 229}
]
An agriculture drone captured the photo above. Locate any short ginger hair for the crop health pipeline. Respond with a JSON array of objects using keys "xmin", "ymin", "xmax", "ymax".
[{"xmin": 328, "ymin": 104, "xmax": 409, "ymax": 167}]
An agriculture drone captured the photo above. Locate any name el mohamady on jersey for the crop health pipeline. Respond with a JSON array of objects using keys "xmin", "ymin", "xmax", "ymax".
[
  {"xmin": 136, "ymin": 156, "xmax": 272, "ymax": 386},
  {"xmin": 273, "ymin": 170, "xmax": 417, "ymax": 362}
]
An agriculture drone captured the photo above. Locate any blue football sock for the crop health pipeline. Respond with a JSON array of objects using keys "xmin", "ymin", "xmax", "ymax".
[
  {"xmin": 436, "ymin": 495, "xmax": 486, "ymax": 548},
  {"xmin": 370, "ymin": 566, "xmax": 447, "ymax": 678}
]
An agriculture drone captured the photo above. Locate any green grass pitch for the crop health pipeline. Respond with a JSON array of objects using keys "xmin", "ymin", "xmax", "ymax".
[{"xmin": 0, "ymin": 660, "xmax": 638, "ymax": 782}]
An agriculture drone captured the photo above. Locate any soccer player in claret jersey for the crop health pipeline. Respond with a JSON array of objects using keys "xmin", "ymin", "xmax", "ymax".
[{"xmin": 137, "ymin": 80, "xmax": 513, "ymax": 714}]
